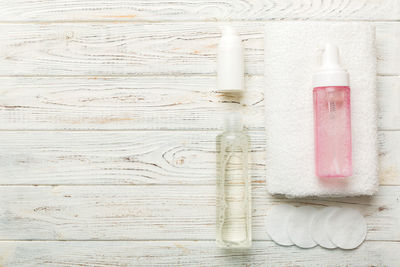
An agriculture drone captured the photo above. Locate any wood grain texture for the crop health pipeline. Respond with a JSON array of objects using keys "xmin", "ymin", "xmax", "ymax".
[
  {"xmin": 0, "ymin": 131, "xmax": 266, "ymax": 185},
  {"xmin": 0, "ymin": 2, "xmax": 398, "ymax": 265},
  {"xmin": 0, "ymin": 76, "xmax": 398, "ymax": 130},
  {"xmin": 0, "ymin": 0, "xmax": 399, "ymax": 22},
  {"xmin": 0, "ymin": 76, "xmax": 263, "ymax": 130},
  {"xmin": 378, "ymin": 76, "xmax": 400, "ymax": 130},
  {"xmin": 379, "ymin": 131, "xmax": 400, "ymax": 185},
  {"xmin": 0, "ymin": 131, "xmax": 398, "ymax": 186},
  {"xmin": 0, "ymin": 23, "xmax": 398, "ymax": 76},
  {"xmin": 376, "ymin": 22, "xmax": 400, "ymax": 75},
  {"xmin": 0, "ymin": 185, "xmax": 398, "ymax": 241},
  {"xmin": 0, "ymin": 241, "xmax": 399, "ymax": 267},
  {"xmin": 0, "ymin": 22, "xmax": 263, "ymax": 76}
]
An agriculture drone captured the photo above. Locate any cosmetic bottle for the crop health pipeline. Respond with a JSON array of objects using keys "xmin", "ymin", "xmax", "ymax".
[
  {"xmin": 313, "ymin": 43, "xmax": 352, "ymax": 178},
  {"xmin": 216, "ymin": 112, "xmax": 251, "ymax": 248},
  {"xmin": 217, "ymin": 26, "xmax": 244, "ymax": 93}
]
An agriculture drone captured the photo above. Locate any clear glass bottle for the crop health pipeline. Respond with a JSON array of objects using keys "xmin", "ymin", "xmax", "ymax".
[
  {"xmin": 216, "ymin": 112, "xmax": 251, "ymax": 248},
  {"xmin": 313, "ymin": 44, "xmax": 352, "ymax": 177}
]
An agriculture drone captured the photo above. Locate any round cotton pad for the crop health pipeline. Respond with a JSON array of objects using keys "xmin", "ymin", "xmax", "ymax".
[
  {"xmin": 311, "ymin": 207, "xmax": 340, "ymax": 249},
  {"xmin": 266, "ymin": 204, "xmax": 296, "ymax": 246},
  {"xmin": 287, "ymin": 206, "xmax": 318, "ymax": 248},
  {"xmin": 326, "ymin": 208, "xmax": 367, "ymax": 250}
]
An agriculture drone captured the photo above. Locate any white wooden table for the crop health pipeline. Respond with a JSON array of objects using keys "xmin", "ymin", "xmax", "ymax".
[{"xmin": 0, "ymin": 1, "xmax": 399, "ymax": 266}]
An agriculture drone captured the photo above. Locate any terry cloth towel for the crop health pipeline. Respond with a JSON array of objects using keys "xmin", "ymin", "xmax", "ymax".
[{"xmin": 264, "ymin": 22, "xmax": 378, "ymax": 197}]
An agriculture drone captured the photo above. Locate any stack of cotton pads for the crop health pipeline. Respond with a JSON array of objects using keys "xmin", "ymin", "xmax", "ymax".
[{"xmin": 266, "ymin": 204, "xmax": 367, "ymax": 249}]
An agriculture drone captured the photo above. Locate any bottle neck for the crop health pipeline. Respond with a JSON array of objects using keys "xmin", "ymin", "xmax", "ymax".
[
  {"xmin": 313, "ymin": 71, "xmax": 349, "ymax": 88},
  {"xmin": 224, "ymin": 120, "xmax": 243, "ymax": 132}
]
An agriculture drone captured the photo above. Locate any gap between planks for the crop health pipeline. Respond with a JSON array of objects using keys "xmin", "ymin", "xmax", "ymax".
[
  {"xmin": 0, "ymin": 74, "xmax": 396, "ymax": 77},
  {"xmin": 0, "ymin": 184, "xmax": 396, "ymax": 187},
  {"xmin": 0, "ymin": 130, "xmax": 394, "ymax": 133},
  {"xmin": 0, "ymin": 129, "xmax": 266, "ymax": 132},
  {"xmin": 0, "ymin": 20, "xmax": 399, "ymax": 24},
  {"xmin": 0, "ymin": 239, "xmax": 398, "ymax": 242}
]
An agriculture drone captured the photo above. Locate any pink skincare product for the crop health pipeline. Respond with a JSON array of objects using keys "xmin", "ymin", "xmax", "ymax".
[{"xmin": 313, "ymin": 44, "xmax": 352, "ymax": 178}]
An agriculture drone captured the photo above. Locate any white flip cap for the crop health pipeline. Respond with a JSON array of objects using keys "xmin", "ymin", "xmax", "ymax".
[
  {"xmin": 217, "ymin": 26, "xmax": 245, "ymax": 92},
  {"xmin": 313, "ymin": 43, "xmax": 349, "ymax": 88}
]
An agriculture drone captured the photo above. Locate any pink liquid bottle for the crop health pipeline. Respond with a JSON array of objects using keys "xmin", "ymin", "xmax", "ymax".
[{"xmin": 313, "ymin": 44, "xmax": 352, "ymax": 178}]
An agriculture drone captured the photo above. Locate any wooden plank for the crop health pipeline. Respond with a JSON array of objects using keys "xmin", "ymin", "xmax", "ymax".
[
  {"xmin": 0, "ymin": 185, "xmax": 398, "ymax": 241},
  {"xmin": 379, "ymin": 131, "xmax": 400, "ymax": 185},
  {"xmin": 0, "ymin": 240, "xmax": 398, "ymax": 267},
  {"xmin": 0, "ymin": 22, "xmax": 397, "ymax": 76},
  {"xmin": 0, "ymin": 22, "xmax": 263, "ymax": 76},
  {"xmin": 0, "ymin": 76, "xmax": 264, "ymax": 130},
  {"xmin": 0, "ymin": 131, "xmax": 266, "ymax": 185},
  {"xmin": 376, "ymin": 22, "xmax": 400, "ymax": 75},
  {"xmin": 0, "ymin": 0, "xmax": 399, "ymax": 22},
  {"xmin": 378, "ymin": 77, "xmax": 400, "ymax": 130},
  {"xmin": 0, "ymin": 76, "xmax": 397, "ymax": 130},
  {"xmin": 0, "ymin": 131, "xmax": 398, "ymax": 185}
]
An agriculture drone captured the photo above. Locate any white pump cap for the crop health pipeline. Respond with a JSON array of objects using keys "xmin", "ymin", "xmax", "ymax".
[
  {"xmin": 313, "ymin": 43, "xmax": 349, "ymax": 88},
  {"xmin": 224, "ymin": 111, "xmax": 243, "ymax": 131},
  {"xmin": 217, "ymin": 26, "xmax": 245, "ymax": 92}
]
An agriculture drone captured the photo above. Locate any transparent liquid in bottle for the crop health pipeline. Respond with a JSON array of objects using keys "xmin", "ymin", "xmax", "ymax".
[
  {"xmin": 216, "ymin": 124, "xmax": 251, "ymax": 248},
  {"xmin": 313, "ymin": 44, "xmax": 352, "ymax": 178},
  {"xmin": 314, "ymin": 86, "xmax": 352, "ymax": 177}
]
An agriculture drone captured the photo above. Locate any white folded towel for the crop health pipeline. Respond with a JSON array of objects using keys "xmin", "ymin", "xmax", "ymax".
[{"xmin": 264, "ymin": 22, "xmax": 378, "ymax": 197}]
